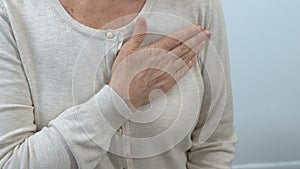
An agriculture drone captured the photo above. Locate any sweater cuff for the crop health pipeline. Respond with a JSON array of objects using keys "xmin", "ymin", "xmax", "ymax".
[
  {"xmin": 75, "ymin": 84, "xmax": 132, "ymax": 150},
  {"xmin": 95, "ymin": 84, "xmax": 132, "ymax": 129},
  {"xmin": 48, "ymin": 85, "xmax": 133, "ymax": 167}
]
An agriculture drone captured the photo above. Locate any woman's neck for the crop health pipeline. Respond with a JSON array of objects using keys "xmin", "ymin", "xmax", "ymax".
[{"xmin": 59, "ymin": 0, "xmax": 146, "ymax": 29}]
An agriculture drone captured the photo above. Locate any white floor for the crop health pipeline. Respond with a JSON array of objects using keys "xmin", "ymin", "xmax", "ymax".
[{"xmin": 233, "ymin": 161, "xmax": 300, "ymax": 169}]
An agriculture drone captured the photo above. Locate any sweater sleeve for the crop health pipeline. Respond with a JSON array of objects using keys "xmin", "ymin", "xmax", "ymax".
[
  {"xmin": 0, "ymin": 1, "xmax": 131, "ymax": 168},
  {"xmin": 187, "ymin": 0, "xmax": 238, "ymax": 168}
]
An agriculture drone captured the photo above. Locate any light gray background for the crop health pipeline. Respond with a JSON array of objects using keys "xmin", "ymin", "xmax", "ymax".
[{"xmin": 222, "ymin": 0, "xmax": 300, "ymax": 168}]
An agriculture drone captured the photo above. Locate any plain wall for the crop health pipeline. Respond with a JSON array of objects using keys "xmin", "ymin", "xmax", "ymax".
[{"xmin": 221, "ymin": 0, "xmax": 300, "ymax": 166}]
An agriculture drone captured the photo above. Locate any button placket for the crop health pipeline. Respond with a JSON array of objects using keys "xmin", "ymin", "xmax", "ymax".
[
  {"xmin": 104, "ymin": 30, "xmax": 119, "ymax": 78},
  {"xmin": 123, "ymin": 121, "xmax": 134, "ymax": 169},
  {"xmin": 117, "ymin": 32, "xmax": 125, "ymax": 51},
  {"xmin": 104, "ymin": 31, "xmax": 132, "ymax": 169}
]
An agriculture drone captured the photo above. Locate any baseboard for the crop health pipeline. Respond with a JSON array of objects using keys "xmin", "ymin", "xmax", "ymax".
[{"xmin": 233, "ymin": 161, "xmax": 300, "ymax": 169}]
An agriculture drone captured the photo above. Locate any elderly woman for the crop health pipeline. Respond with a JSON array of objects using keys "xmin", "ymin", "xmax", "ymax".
[{"xmin": 0, "ymin": 0, "xmax": 237, "ymax": 168}]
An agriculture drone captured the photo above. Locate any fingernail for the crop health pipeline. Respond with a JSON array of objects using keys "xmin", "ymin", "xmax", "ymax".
[
  {"xmin": 195, "ymin": 24, "xmax": 202, "ymax": 31},
  {"xmin": 203, "ymin": 29, "xmax": 211, "ymax": 37}
]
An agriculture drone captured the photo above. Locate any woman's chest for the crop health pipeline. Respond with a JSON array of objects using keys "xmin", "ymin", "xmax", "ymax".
[
  {"xmin": 16, "ymin": 6, "xmax": 205, "ymax": 134},
  {"xmin": 30, "ymin": 45, "xmax": 204, "ymax": 135}
]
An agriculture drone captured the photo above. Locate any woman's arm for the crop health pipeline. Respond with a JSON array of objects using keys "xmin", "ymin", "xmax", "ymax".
[
  {"xmin": 0, "ymin": 0, "xmax": 211, "ymax": 167},
  {"xmin": 0, "ymin": 1, "xmax": 130, "ymax": 168},
  {"xmin": 187, "ymin": 0, "xmax": 237, "ymax": 168}
]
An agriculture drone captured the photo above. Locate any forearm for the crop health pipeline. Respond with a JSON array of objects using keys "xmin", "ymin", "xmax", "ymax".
[{"xmin": 0, "ymin": 85, "xmax": 130, "ymax": 169}]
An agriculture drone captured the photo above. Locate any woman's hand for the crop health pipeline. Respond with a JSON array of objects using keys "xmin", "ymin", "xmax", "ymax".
[{"xmin": 109, "ymin": 18, "xmax": 210, "ymax": 110}]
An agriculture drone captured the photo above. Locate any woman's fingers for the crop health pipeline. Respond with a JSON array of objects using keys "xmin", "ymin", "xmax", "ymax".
[
  {"xmin": 150, "ymin": 24, "xmax": 202, "ymax": 51},
  {"xmin": 173, "ymin": 56, "xmax": 197, "ymax": 81},
  {"xmin": 172, "ymin": 39, "xmax": 206, "ymax": 67},
  {"xmin": 174, "ymin": 50, "xmax": 197, "ymax": 67},
  {"xmin": 151, "ymin": 56, "xmax": 196, "ymax": 93},
  {"xmin": 147, "ymin": 29, "xmax": 209, "ymax": 89},
  {"xmin": 184, "ymin": 30, "xmax": 210, "ymax": 52},
  {"xmin": 169, "ymin": 30, "xmax": 210, "ymax": 59}
]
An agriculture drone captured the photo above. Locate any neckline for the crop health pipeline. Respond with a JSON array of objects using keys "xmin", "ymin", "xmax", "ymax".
[{"xmin": 48, "ymin": 0, "xmax": 155, "ymax": 39}]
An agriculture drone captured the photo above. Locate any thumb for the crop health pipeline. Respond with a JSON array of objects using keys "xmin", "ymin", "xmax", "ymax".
[{"xmin": 125, "ymin": 17, "xmax": 147, "ymax": 50}]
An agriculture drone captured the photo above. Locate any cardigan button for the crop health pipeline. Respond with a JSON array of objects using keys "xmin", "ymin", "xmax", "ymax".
[
  {"xmin": 117, "ymin": 127, "xmax": 123, "ymax": 134},
  {"xmin": 105, "ymin": 31, "xmax": 115, "ymax": 39}
]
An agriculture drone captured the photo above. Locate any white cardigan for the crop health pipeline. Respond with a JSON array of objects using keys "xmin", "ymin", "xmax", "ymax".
[{"xmin": 0, "ymin": 0, "xmax": 237, "ymax": 168}]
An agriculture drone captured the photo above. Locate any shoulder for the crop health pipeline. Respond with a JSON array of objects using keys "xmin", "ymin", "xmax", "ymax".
[
  {"xmin": 0, "ymin": 0, "xmax": 49, "ymax": 17},
  {"xmin": 154, "ymin": 0, "xmax": 212, "ymax": 14},
  {"xmin": 152, "ymin": 0, "xmax": 221, "ymax": 28},
  {"xmin": 154, "ymin": 0, "xmax": 221, "ymax": 12}
]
